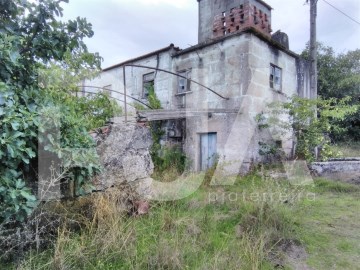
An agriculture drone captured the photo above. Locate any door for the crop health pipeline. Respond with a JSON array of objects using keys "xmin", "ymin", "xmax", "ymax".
[{"xmin": 200, "ymin": 133, "xmax": 217, "ymax": 171}]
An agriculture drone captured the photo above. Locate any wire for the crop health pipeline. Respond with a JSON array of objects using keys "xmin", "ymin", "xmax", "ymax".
[{"xmin": 321, "ymin": 0, "xmax": 360, "ymax": 26}]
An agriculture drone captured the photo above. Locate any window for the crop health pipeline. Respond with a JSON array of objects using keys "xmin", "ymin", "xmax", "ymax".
[
  {"xmin": 270, "ymin": 64, "xmax": 282, "ymax": 91},
  {"xmin": 102, "ymin": 85, "xmax": 112, "ymax": 96},
  {"xmin": 143, "ymin": 72, "xmax": 155, "ymax": 98},
  {"xmin": 178, "ymin": 70, "xmax": 191, "ymax": 94}
]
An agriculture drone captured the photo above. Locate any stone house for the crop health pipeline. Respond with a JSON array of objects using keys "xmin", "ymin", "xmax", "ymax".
[{"xmin": 84, "ymin": 0, "xmax": 312, "ymax": 175}]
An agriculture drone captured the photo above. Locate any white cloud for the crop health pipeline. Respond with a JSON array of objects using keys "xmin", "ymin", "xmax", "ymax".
[{"xmin": 61, "ymin": 0, "xmax": 360, "ymax": 68}]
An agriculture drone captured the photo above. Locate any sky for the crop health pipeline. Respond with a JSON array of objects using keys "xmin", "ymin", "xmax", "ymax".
[{"xmin": 61, "ymin": 0, "xmax": 360, "ymax": 69}]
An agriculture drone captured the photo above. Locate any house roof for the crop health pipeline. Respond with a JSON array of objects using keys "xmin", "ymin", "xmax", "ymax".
[
  {"xmin": 173, "ymin": 27, "xmax": 299, "ymax": 59},
  {"xmin": 102, "ymin": 44, "xmax": 180, "ymax": 72}
]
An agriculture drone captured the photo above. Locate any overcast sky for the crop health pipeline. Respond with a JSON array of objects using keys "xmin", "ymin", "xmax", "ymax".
[{"xmin": 61, "ymin": 0, "xmax": 360, "ymax": 69}]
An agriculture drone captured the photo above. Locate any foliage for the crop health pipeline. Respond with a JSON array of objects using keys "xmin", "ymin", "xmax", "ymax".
[
  {"xmin": 301, "ymin": 43, "xmax": 360, "ymax": 141},
  {"xmin": 148, "ymin": 88, "xmax": 161, "ymax": 110},
  {"xmin": 155, "ymin": 146, "xmax": 187, "ymax": 174},
  {"xmin": 260, "ymin": 96, "xmax": 358, "ymax": 162},
  {"xmin": 144, "ymin": 85, "xmax": 187, "ymax": 176},
  {"xmin": 0, "ymin": 0, "xmax": 102, "ymax": 222},
  {"xmin": 0, "ymin": 171, "xmax": 37, "ymax": 222},
  {"xmin": 47, "ymin": 90, "xmax": 121, "ymax": 131},
  {"xmin": 147, "ymin": 84, "xmax": 162, "ymax": 110}
]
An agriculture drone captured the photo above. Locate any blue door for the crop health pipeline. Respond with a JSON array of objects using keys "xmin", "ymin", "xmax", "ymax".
[{"xmin": 200, "ymin": 133, "xmax": 217, "ymax": 171}]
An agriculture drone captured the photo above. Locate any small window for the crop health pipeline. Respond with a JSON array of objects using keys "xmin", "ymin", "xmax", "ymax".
[
  {"xmin": 102, "ymin": 85, "xmax": 112, "ymax": 96},
  {"xmin": 222, "ymin": 11, "xmax": 226, "ymax": 17},
  {"xmin": 143, "ymin": 72, "xmax": 155, "ymax": 98},
  {"xmin": 178, "ymin": 70, "xmax": 191, "ymax": 94},
  {"xmin": 270, "ymin": 64, "xmax": 282, "ymax": 91}
]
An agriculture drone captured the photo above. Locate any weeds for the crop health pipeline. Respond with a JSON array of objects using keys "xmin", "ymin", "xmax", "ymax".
[
  {"xmin": 314, "ymin": 178, "xmax": 360, "ymax": 193},
  {"xmin": 8, "ymin": 171, "xmax": 356, "ymax": 269}
]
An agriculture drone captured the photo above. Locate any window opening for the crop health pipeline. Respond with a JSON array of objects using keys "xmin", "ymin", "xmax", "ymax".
[
  {"xmin": 270, "ymin": 64, "xmax": 282, "ymax": 91},
  {"xmin": 143, "ymin": 72, "xmax": 155, "ymax": 98}
]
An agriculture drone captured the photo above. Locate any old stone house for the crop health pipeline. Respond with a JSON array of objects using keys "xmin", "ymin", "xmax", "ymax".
[{"xmin": 84, "ymin": 0, "xmax": 312, "ymax": 175}]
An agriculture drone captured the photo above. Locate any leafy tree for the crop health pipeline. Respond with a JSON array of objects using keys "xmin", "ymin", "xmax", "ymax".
[
  {"xmin": 301, "ymin": 43, "xmax": 360, "ymax": 140},
  {"xmin": 0, "ymin": 0, "xmax": 103, "ymax": 222}
]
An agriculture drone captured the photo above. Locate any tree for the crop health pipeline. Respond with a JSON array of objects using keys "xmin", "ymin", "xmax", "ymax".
[
  {"xmin": 0, "ymin": 0, "xmax": 102, "ymax": 222},
  {"xmin": 301, "ymin": 43, "xmax": 360, "ymax": 140}
]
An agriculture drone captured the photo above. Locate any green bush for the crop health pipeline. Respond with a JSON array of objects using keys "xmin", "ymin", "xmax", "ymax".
[
  {"xmin": 260, "ymin": 96, "xmax": 358, "ymax": 162},
  {"xmin": 0, "ymin": 0, "xmax": 103, "ymax": 222}
]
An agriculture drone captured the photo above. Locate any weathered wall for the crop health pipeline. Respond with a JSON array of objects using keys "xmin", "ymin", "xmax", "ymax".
[
  {"xmin": 85, "ymin": 46, "xmax": 177, "ymax": 113},
  {"xmin": 174, "ymin": 33, "xmax": 298, "ymax": 173},
  {"xmin": 296, "ymin": 58, "xmax": 312, "ymax": 99}
]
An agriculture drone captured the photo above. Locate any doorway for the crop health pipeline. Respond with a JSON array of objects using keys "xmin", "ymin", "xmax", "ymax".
[{"xmin": 200, "ymin": 133, "xmax": 217, "ymax": 171}]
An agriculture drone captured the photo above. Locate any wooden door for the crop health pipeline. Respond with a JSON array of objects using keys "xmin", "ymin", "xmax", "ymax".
[{"xmin": 200, "ymin": 133, "xmax": 217, "ymax": 171}]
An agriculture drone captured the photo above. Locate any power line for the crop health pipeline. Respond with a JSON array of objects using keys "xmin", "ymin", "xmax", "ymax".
[{"xmin": 321, "ymin": 0, "xmax": 360, "ymax": 26}]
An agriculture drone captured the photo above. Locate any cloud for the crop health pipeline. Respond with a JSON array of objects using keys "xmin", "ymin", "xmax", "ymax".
[{"xmin": 61, "ymin": 0, "xmax": 359, "ymax": 68}]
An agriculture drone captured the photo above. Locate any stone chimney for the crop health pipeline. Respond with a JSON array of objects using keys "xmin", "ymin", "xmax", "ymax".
[{"xmin": 197, "ymin": 0, "xmax": 272, "ymax": 43}]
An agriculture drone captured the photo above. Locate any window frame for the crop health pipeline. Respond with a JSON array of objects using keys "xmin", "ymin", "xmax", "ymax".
[
  {"xmin": 270, "ymin": 64, "xmax": 282, "ymax": 91},
  {"xmin": 142, "ymin": 72, "xmax": 155, "ymax": 99},
  {"xmin": 177, "ymin": 69, "xmax": 192, "ymax": 94}
]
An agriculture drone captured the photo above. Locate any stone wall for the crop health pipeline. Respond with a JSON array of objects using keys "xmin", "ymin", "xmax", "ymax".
[
  {"xmin": 93, "ymin": 122, "xmax": 154, "ymax": 197},
  {"xmin": 311, "ymin": 158, "xmax": 360, "ymax": 185}
]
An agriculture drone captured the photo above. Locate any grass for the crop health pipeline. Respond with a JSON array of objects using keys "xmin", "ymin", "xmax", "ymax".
[
  {"xmin": 294, "ymin": 179, "xmax": 360, "ymax": 270},
  {"xmin": 333, "ymin": 141, "xmax": 360, "ymax": 157},
  {"xmin": 2, "ymin": 169, "xmax": 360, "ymax": 270}
]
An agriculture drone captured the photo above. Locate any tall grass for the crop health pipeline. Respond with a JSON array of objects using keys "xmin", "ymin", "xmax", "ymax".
[{"xmin": 13, "ymin": 172, "xmax": 302, "ymax": 270}]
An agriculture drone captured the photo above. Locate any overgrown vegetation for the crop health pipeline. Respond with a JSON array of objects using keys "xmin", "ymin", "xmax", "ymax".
[
  {"xmin": 0, "ymin": 0, "xmax": 118, "ymax": 223},
  {"xmin": 145, "ymin": 85, "xmax": 187, "ymax": 180},
  {"xmin": 302, "ymin": 43, "xmax": 360, "ymax": 141},
  {"xmin": 1, "ymin": 172, "xmax": 301, "ymax": 269},
  {"xmin": 258, "ymin": 96, "xmax": 358, "ymax": 162},
  {"xmin": 4, "ymin": 170, "xmax": 359, "ymax": 270}
]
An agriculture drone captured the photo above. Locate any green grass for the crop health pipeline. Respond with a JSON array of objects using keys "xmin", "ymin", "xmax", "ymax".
[
  {"xmin": 295, "ymin": 179, "xmax": 360, "ymax": 270},
  {"xmin": 3, "ymin": 172, "xmax": 360, "ymax": 270},
  {"xmin": 333, "ymin": 141, "xmax": 360, "ymax": 157}
]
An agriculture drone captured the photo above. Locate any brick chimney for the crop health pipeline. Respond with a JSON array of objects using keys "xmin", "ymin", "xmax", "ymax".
[{"xmin": 197, "ymin": 0, "xmax": 272, "ymax": 43}]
